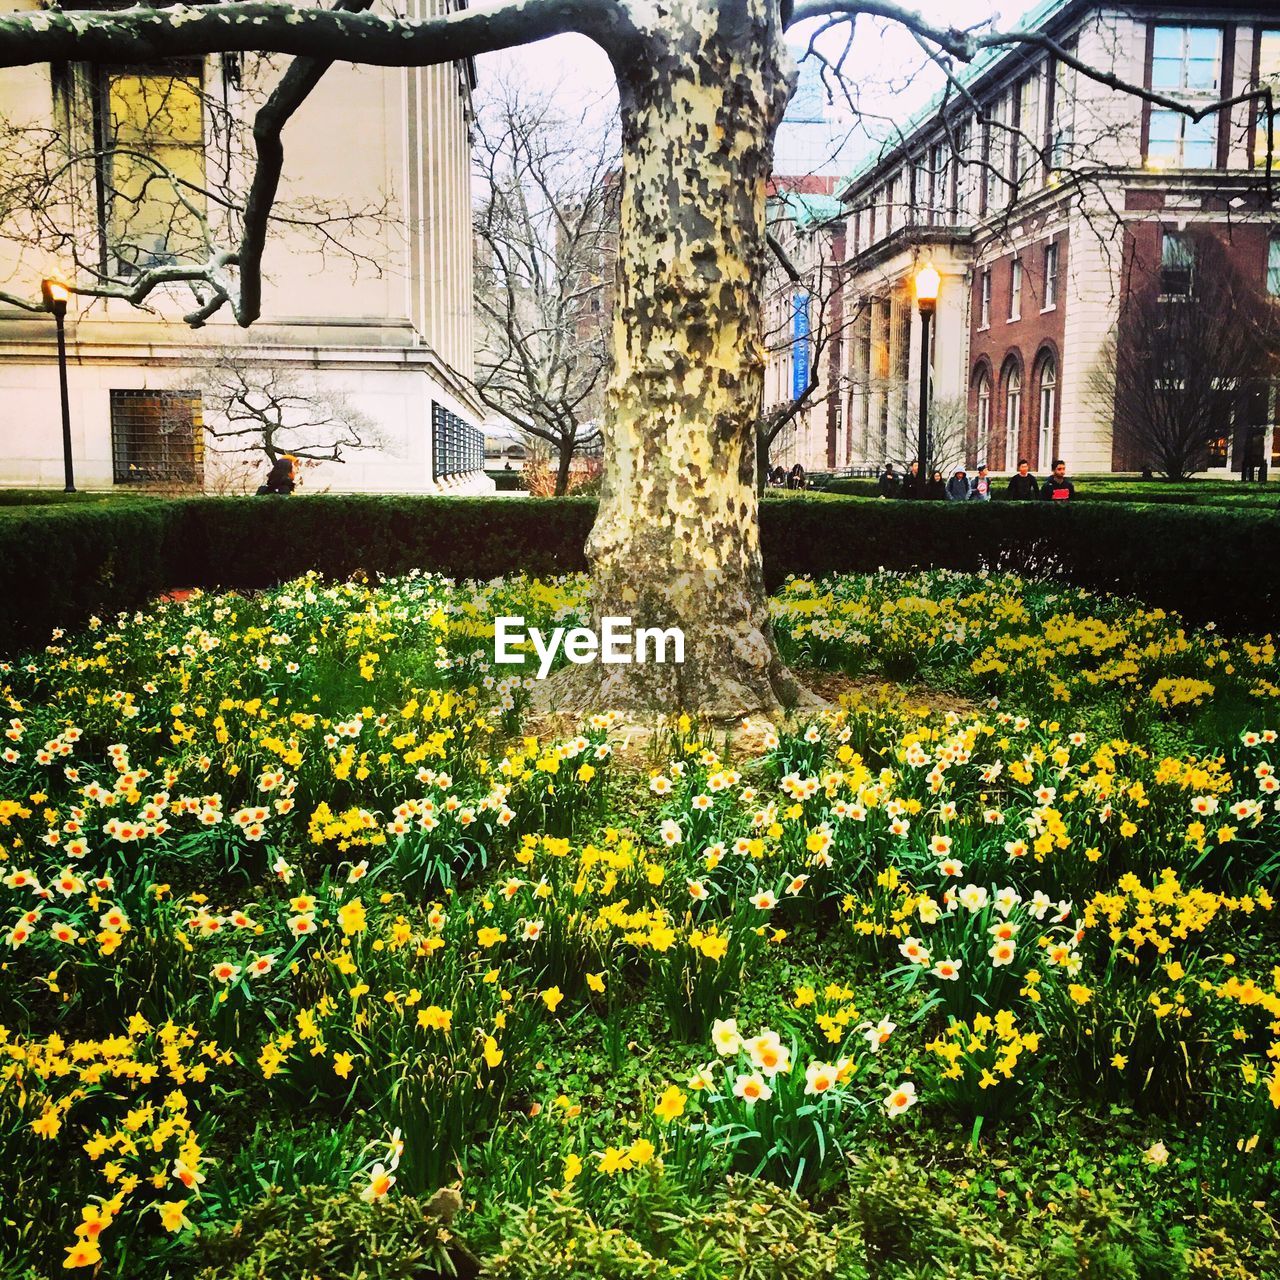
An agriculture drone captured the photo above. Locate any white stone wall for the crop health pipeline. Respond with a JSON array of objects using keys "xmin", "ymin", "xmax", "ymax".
[
  {"xmin": 0, "ymin": 0, "xmax": 482, "ymax": 492},
  {"xmin": 0, "ymin": 338, "xmax": 493, "ymax": 494}
]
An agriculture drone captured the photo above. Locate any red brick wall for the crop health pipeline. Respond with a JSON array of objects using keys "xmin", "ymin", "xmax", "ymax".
[
  {"xmin": 1110, "ymin": 218, "xmax": 1274, "ymax": 471},
  {"xmin": 967, "ymin": 232, "xmax": 1068, "ymax": 472}
]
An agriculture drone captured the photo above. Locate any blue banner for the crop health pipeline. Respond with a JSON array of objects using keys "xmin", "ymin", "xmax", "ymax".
[{"xmin": 792, "ymin": 292, "xmax": 810, "ymax": 400}]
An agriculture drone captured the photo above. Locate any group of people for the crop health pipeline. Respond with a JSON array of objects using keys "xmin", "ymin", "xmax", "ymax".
[
  {"xmin": 876, "ymin": 458, "xmax": 1076, "ymax": 502},
  {"xmin": 767, "ymin": 464, "xmax": 808, "ymax": 490}
]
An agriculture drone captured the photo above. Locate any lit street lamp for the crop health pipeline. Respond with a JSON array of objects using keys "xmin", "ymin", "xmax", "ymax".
[
  {"xmin": 913, "ymin": 262, "xmax": 940, "ymax": 496},
  {"xmin": 41, "ymin": 276, "xmax": 75, "ymax": 493}
]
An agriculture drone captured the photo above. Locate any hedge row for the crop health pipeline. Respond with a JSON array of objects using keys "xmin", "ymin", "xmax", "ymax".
[
  {"xmin": 2, "ymin": 493, "xmax": 1276, "ymax": 654},
  {"xmin": 0, "ymin": 496, "xmax": 593, "ymax": 655},
  {"xmin": 819, "ymin": 476, "xmax": 1280, "ymax": 507}
]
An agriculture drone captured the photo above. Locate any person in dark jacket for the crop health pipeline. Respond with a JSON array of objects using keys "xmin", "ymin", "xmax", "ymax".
[
  {"xmin": 787, "ymin": 463, "xmax": 807, "ymax": 490},
  {"xmin": 925, "ymin": 469, "xmax": 946, "ymax": 500},
  {"xmin": 876, "ymin": 465, "xmax": 899, "ymax": 498},
  {"xmin": 945, "ymin": 468, "xmax": 969, "ymax": 501},
  {"xmin": 1007, "ymin": 459, "xmax": 1039, "ymax": 500},
  {"xmin": 969, "ymin": 463, "xmax": 992, "ymax": 501},
  {"xmin": 1042, "ymin": 459, "xmax": 1076, "ymax": 502},
  {"xmin": 902, "ymin": 460, "xmax": 921, "ymax": 498},
  {"xmin": 258, "ymin": 455, "xmax": 296, "ymax": 495}
]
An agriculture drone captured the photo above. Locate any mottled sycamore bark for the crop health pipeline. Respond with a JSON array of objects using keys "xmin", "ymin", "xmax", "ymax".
[{"xmin": 562, "ymin": 0, "xmax": 804, "ymax": 719}]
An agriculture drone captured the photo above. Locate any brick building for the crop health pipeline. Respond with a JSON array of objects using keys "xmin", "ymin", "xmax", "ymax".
[{"xmin": 836, "ymin": 0, "xmax": 1280, "ymax": 479}]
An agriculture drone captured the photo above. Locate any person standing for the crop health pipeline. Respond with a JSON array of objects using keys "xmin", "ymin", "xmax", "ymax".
[
  {"xmin": 903, "ymin": 459, "xmax": 921, "ymax": 498},
  {"xmin": 1042, "ymin": 459, "xmax": 1076, "ymax": 502},
  {"xmin": 925, "ymin": 468, "xmax": 946, "ymax": 500},
  {"xmin": 876, "ymin": 464, "xmax": 899, "ymax": 498},
  {"xmin": 969, "ymin": 463, "xmax": 992, "ymax": 501},
  {"xmin": 1007, "ymin": 459, "xmax": 1039, "ymax": 500},
  {"xmin": 258, "ymin": 454, "xmax": 297, "ymax": 495},
  {"xmin": 945, "ymin": 467, "xmax": 969, "ymax": 501}
]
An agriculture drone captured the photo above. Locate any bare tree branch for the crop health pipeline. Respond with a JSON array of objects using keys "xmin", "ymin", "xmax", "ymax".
[{"xmin": 0, "ymin": 0, "xmax": 633, "ymax": 71}]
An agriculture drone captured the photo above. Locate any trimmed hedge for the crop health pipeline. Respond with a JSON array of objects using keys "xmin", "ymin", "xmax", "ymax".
[
  {"xmin": 758, "ymin": 498, "xmax": 1280, "ymax": 634},
  {"xmin": 485, "ymin": 470, "xmax": 527, "ymax": 492},
  {"xmin": 819, "ymin": 476, "xmax": 1280, "ymax": 508},
  {"xmin": 0, "ymin": 489, "xmax": 122, "ymax": 507},
  {"xmin": 1, "ymin": 493, "xmax": 1276, "ymax": 654},
  {"xmin": 0, "ymin": 496, "xmax": 593, "ymax": 654}
]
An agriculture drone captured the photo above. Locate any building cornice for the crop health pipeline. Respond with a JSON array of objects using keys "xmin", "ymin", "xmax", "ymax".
[{"xmin": 846, "ymin": 224, "xmax": 975, "ymax": 276}]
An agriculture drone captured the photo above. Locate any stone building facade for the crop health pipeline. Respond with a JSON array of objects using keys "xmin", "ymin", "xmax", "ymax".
[
  {"xmin": 837, "ymin": 0, "xmax": 1280, "ymax": 478},
  {"xmin": 0, "ymin": 0, "xmax": 489, "ymax": 494}
]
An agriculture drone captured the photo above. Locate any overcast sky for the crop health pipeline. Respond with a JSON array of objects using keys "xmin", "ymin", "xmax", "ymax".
[{"xmin": 474, "ymin": 0, "xmax": 1020, "ymax": 170}]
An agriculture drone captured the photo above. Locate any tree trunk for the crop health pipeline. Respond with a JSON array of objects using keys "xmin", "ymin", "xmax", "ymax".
[
  {"xmin": 555, "ymin": 438, "xmax": 574, "ymax": 496},
  {"xmin": 564, "ymin": 0, "xmax": 803, "ymax": 719},
  {"xmin": 756, "ymin": 424, "xmax": 772, "ymax": 496}
]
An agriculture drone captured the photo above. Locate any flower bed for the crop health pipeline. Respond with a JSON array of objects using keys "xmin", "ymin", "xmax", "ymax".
[{"xmin": 1, "ymin": 569, "xmax": 1277, "ymax": 1278}]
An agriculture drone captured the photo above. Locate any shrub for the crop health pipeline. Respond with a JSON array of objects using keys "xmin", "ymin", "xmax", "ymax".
[
  {"xmin": 193, "ymin": 1184, "xmax": 476, "ymax": 1280},
  {"xmin": 3, "ymin": 493, "xmax": 1279, "ymax": 654},
  {"xmin": 483, "ymin": 1175, "xmax": 846, "ymax": 1280},
  {"xmin": 0, "ymin": 500, "xmax": 187, "ymax": 652},
  {"xmin": 0, "ymin": 496, "xmax": 594, "ymax": 653},
  {"xmin": 848, "ymin": 1154, "xmax": 1178, "ymax": 1280}
]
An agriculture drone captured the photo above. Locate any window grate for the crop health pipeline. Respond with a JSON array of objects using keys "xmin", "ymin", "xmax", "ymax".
[
  {"xmin": 110, "ymin": 389, "xmax": 203, "ymax": 485},
  {"xmin": 431, "ymin": 403, "xmax": 483, "ymax": 481}
]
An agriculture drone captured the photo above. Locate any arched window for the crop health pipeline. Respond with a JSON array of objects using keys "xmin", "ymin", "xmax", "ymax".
[
  {"xmin": 976, "ymin": 372, "xmax": 992, "ymax": 458},
  {"xmin": 1037, "ymin": 355, "xmax": 1057, "ymax": 469},
  {"xmin": 1004, "ymin": 363, "xmax": 1022, "ymax": 468}
]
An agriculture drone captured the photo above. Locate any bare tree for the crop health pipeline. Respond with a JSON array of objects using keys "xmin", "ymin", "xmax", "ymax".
[
  {"xmin": 190, "ymin": 346, "xmax": 381, "ymax": 481},
  {"xmin": 0, "ymin": 0, "xmax": 1266, "ymax": 715},
  {"xmin": 1091, "ymin": 230, "xmax": 1280, "ymax": 481},
  {"xmin": 759, "ymin": 197, "xmax": 850, "ymax": 488},
  {"xmin": 473, "ymin": 80, "xmax": 616, "ymax": 497},
  {"xmin": 0, "ymin": 55, "xmax": 392, "ymax": 324}
]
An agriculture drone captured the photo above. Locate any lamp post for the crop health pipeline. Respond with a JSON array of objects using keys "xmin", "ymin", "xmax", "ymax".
[
  {"xmin": 913, "ymin": 262, "xmax": 940, "ymax": 496},
  {"xmin": 42, "ymin": 277, "xmax": 75, "ymax": 493}
]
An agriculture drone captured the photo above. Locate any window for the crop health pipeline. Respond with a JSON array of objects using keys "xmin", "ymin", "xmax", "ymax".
[
  {"xmin": 1257, "ymin": 30, "xmax": 1280, "ymax": 168},
  {"xmin": 1148, "ymin": 26, "xmax": 1222, "ymax": 168},
  {"xmin": 1050, "ymin": 51, "xmax": 1077, "ymax": 169},
  {"xmin": 431, "ymin": 403, "xmax": 484, "ymax": 480},
  {"xmin": 953, "ymin": 121, "xmax": 974, "ymax": 220},
  {"xmin": 1010, "ymin": 259, "xmax": 1023, "ymax": 320},
  {"xmin": 1152, "ymin": 25, "xmax": 1221, "ymax": 93},
  {"xmin": 1037, "ymin": 356, "xmax": 1057, "ymax": 468},
  {"xmin": 976, "ymin": 373, "xmax": 992, "ymax": 453},
  {"xmin": 110, "ymin": 390, "xmax": 203, "ymax": 485},
  {"xmin": 1017, "ymin": 70, "xmax": 1043, "ymax": 188},
  {"xmin": 980, "ymin": 269, "xmax": 992, "ymax": 328},
  {"xmin": 1149, "ymin": 110, "xmax": 1218, "ymax": 167},
  {"xmin": 985, "ymin": 94, "xmax": 1011, "ymax": 210},
  {"xmin": 1161, "ymin": 231, "xmax": 1195, "ymax": 297},
  {"xmin": 96, "ymin": 61, "xmax": 207, "ymax": 276},
  {"xmin": 1269, "ymin": 237, "xmax": 1280, "ymax": 297},
  {"xmin": 1004, "ymin": 364, "xmax": 1022, "ymax": 466},
  {"xmin": 1043, "ymin": 241, "xmax": 1059, "ymax": 308},
  {"xmin": 912, "ymin": 159, "xmax": 927, "ymax": 224}
]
